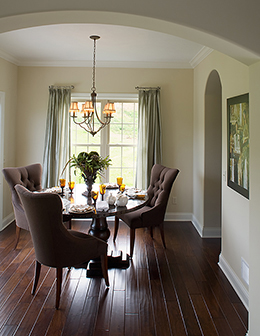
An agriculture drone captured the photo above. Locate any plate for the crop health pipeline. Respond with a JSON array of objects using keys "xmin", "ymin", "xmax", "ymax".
[
  {"xmin": 69, "ymin": 204, "xmax": 95, "ymax": 214},
  {"xmin": 105, "ymin": 183, "xmax": 118, "ymax": 189}
]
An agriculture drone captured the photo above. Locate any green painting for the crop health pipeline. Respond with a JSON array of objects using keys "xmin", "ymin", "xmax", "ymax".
[{"xmin": 228, "ymin": 93, "xmax": 249, "ymax": 199}]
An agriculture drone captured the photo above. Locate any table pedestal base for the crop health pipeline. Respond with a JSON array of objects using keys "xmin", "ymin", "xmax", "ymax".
[
  {"xmin": 87, "ymin": 217, "xmax": 130, "ymax": 277},
  {"xmin": 87, "ymin": 251, "xmax": 130, "ymax": 277}
]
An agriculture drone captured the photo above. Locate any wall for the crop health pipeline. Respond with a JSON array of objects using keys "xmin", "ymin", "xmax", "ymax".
[
  {"xmin": 194, "ymin": 50, "xmax": 249, "ymax": 305},
  {"xmin": 0, "ymin": 58, "xmax": 17, "ymax": 228},
  {"xmin": 248, "ymin": 61, "xmax": 260, "ymax": 336},
  {"xmin": 15, "ymin": 66, "xmax": 193, "ymax": 217}
]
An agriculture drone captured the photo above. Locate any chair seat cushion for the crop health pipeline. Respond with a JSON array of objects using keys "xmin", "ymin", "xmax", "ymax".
[{"xmin": 118, "ymin": 206, "xmax": 152, "ymax": 229}]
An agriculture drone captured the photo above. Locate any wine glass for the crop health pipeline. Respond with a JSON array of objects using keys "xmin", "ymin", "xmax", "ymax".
[
  {"xmin": 99, "ymin": 184, "xmax": 106, "ymax": 201},
  {"xmin": 68, "ymin": 181, "xmax": 75, "ymax": 194},
  {"xmin": 117, "ymin": 177, "xmax": 123, "ymax": 189},
  {"xmin": 59, "ymin": 178, "xmax": 66, "ymax": 196},
  {"xmin": 91, "ymin": 190, "xmax": 99, "ymax": 205},
  {"xmin": 119, "ymin": 184, "xmax": 125, "ymax": 193}
]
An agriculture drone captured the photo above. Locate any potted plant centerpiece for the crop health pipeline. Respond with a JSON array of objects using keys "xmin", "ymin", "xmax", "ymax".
[{"xmin": 63, "ymin": 151, "xmax": 111, "ymax": 204}]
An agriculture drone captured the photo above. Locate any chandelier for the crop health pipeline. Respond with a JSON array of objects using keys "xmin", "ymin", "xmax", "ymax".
[{"xmin": 69, "ymin": 35, "xmax": 116, "ymax": 136}]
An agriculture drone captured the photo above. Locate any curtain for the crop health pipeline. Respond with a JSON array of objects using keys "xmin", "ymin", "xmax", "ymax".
[
  {"xmin": 42, "ymin": 86, "xmax": 71, "ymax": 188},
  {"xmin": 136, "ymin": 88, "xmax": 162, "ymax": 189}
]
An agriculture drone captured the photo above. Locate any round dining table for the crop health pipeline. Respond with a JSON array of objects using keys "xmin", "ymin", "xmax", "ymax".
[{"xmin": 62, "ymin": 184, "xmax": 149, "ymax": 275}]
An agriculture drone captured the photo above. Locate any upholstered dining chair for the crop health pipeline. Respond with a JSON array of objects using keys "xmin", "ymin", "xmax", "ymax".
[
  {"xmin": 2, "ymin": 163, "xmax": 42, "ymax": 248},
  {"xmin": 15, "ymin": 184, "xmax": 109, "ymax": 309},
  {"xmin": 113, "ymin": 164, "xmax": 179, "ymax": 257}
]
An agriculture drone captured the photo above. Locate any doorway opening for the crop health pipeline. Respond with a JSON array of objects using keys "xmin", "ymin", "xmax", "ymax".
[{"xmin": 204, "ymin": 70, "xmax": 222, "ymax": 236}]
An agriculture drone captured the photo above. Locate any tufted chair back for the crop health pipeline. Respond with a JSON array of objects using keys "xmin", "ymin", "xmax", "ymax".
[
  {"xmin": 2, "ymin": 164, "xmax": 42, "ymax": 247},
  {"xmin": 147, "ymin": 164, "xmax": 179, "ymax": 209},
  {"xmin": 114, "ymin": 164, "xmax": 179, "ymax": 257}
]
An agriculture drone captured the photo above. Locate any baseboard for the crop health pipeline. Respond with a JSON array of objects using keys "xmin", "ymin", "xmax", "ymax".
[
  {"xmin": 165, "ymin": 212, "xmax": 193, "ymax": 221},
  {"xmin": 191, "ymin": 214, "xmax": 221, "ymax": 238},
  {"xmin": 1, "ymin": 212, "xmax": 15, "ymax": 231},
  {"xmin": 218, "ymin": 253, "xmax": 249, "ymax": 311}
]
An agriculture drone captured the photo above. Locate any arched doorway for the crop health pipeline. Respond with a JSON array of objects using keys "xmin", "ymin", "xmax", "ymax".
[{"xmin": 204, "ymin": 70, "xmax": 222, "ymax": 236}]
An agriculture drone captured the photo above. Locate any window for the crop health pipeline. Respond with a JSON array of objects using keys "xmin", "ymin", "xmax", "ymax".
[{"xmin": 70, "ymin": 94, "xmax": 138, "ymax": 186}]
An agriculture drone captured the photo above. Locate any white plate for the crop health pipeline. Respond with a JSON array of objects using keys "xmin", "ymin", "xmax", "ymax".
[{"xmin": 69, "ymin": 204, "xmax": 95, "ymax": 214}]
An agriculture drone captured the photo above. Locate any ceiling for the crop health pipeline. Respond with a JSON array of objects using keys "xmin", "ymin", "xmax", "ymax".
[{"xmin": 0, "ymin": 23, "xmax": 207, "ymax": 68}]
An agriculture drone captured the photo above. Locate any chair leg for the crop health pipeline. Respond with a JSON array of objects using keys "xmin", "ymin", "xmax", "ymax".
[
  {"xmin": 14, "ymin": 225, "xmax": 21, "ymax": 249},
  {"xmin": 130, "ymin": 228, "xmax": 136, "ymax": 258},
  {"xmin": 150, "ymin": 226, "xmax": 153, "ymax": 239},
  {"xmin": 68, "ymin": 219, "xmax": 72, "ymax": 230},
  {"xmin": 31, "ymin": 260, "xmax": 41, "ymax": 295},
  {"xmin": 113, "ymin": 216, "xmax": 119, "ymax": 242},
  {"xmin": 159, "ymin": 223, "xmax": 166, "ymax": 248},
  {"xmin": 101, "ymin": 254, "xmax": 109, "ymax": 287},
  {"xmin": 56, "ymin": 268, "xmax": 62, "ymax": 309}
]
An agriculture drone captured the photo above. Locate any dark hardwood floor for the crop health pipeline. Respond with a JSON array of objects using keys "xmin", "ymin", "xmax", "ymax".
[{"xmin": 0, "ymin": 220, "xmax": 248, "ymax": 336}]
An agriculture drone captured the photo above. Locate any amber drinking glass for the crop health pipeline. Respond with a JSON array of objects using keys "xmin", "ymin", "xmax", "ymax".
[
  {"xmin": 119, "ymin": 184, "xmax": 125, "ymax": 192},
  {"xmin": 59, "ymin": 178, "xmax": 66, "ymax": 196},
  {"xmin": 117, "ymin": 177, "xmax": 123, "ymax": 189},
  {"xmin": 68, "ymin": 181, "xmax": 75, "ymax": 194},
  {"xmin": 99, "ymin": 184, "xmax": 106, "ymax": 200},
  {"xmin": 91, "ymin": 190, "xmax": 99, "ymax": 204}
]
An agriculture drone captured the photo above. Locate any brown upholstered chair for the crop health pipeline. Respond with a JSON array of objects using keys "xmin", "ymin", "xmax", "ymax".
[
  {"xmin": 15, "ymin": 185, "xmax": 109, "ymax": 309},
  {"xmin": 113, "ymin": 164, "xmax": 179, "ymax": 257},
  {"xmin": 2, "ymin": 164, "xmax": 42, "ymax": 248}
]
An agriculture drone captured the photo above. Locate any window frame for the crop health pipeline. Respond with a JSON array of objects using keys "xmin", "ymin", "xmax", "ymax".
[{"xmin": 70, "ymin": 93, "xmax": 138, "ymax": 184}]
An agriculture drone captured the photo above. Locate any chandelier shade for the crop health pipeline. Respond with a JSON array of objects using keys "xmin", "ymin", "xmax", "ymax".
[{"xmin": 69, "ymin": 35, "xmax": 116, "ymax": 136}]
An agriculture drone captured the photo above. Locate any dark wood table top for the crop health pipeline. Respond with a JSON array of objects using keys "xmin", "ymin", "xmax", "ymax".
[{"xmin": 62, "ymin": 184, "xmax": 149, "ymax": 219}]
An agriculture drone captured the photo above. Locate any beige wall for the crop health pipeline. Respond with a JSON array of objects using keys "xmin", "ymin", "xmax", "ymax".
[
  {"xmin": 16, "ymin": 66, "xmax": 194, "ymax": 215},
  {"xmin": 194, "ymin": 50, "xmax": 249, "ymax": 294},
  {"xmin": 248, "ymin": 60, "xmax": 260, "ymax": 336},
  {"xmin": 0, "ymin": 58, "xmax": 18, "ymax": 226}
]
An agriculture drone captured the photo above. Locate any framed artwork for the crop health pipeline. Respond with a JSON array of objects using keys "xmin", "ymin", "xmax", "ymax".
[{"xmin": 227, "ymin": 93, "xmax": 249, "ymax": 199}]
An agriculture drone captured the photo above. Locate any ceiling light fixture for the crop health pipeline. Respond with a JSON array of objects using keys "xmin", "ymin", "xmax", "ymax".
[{"xmin": 69, "ymin": 35, "xmax": 116, "ymax": 136}]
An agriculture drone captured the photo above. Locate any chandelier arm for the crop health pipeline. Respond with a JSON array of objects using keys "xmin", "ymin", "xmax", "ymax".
[
  {"xmin": 72, "ymin": 118, "xmax": 94, "ymax": 133},
  {"xmin": 94, "ymin": 110, "xmax": 106, "ymax": 125}
]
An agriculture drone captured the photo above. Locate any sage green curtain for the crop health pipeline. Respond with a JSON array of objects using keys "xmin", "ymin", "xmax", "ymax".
[
  {"xmin": 136, "ymin": 88, "xmax": 162, "ymax": 189},
  {"xmin": 42, "ymin": 86, "xmax": 71, "ymax": 188}
]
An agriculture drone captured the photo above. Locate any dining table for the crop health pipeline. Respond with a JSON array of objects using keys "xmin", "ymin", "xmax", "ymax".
[{"xmin": 61, "ymin": 183, "xmax": 149, "ymax": 275}]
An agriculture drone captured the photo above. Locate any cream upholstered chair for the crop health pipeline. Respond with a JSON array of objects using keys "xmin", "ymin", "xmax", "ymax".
[
  {"xmin": 113, "ymin": 164, "xmax": 179, "ymax": 257},
  {"xmin": 2, "ymin": 164, "xmax": 42, "ymax": 248},
  {"xmin": 15, "ymin": 184, "xmax": 109, "ymax": 309}
]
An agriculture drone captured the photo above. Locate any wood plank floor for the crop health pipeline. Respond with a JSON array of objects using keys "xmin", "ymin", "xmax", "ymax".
[{"xmin": 0, "ymin": 220, "xmax": 248, "ymax": 336}]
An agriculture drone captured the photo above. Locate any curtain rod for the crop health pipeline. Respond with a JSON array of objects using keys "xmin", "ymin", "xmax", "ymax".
[
  {"xmin": 49, "ymin": 85, "xmax": 74, "ymax": 89},
  {"xmin": 135, "ymin": 86, "xmax": 161, "ymax": 90}
]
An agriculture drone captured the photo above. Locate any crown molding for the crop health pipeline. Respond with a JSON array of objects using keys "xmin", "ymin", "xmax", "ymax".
[
  {"xmin": 10, "ymin": 59, "xmax": 193, "ymax": 69},
  {"xmin": 190, "ymin": 46, "xmax": 213, "ymax": 68},
  {"xmin": 0, "ymin": 47, "xmax": 213, "ymax": 68},
  {"xmin": 0, "ymin": 49, "xmax": 20, "ymax": 65}
]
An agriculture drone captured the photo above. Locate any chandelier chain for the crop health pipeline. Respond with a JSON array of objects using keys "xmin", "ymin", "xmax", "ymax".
[{"xmin": 92, "ymin": 38, "xmax": 96, "ymax": 92}]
